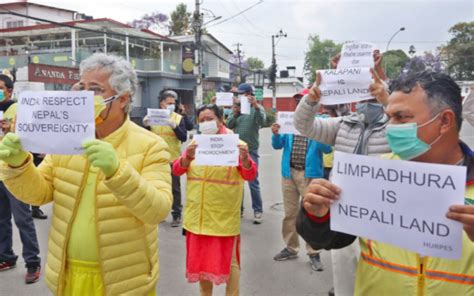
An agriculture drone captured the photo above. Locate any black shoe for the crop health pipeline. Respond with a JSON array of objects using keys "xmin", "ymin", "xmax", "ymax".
[
  {"xmin": 32, "ymin": 208, "xmax": 47, "ymax": 220},
  {"xmin": 309, "ymin": 254, "xmax": 324, "ymax": 271},
  {"xmin": 328, "ymin": 287, "xmax": 335, "ymax": 296},
  {"xmin": 25, "ymin": 266, "xmax": 41, "ymax": 284},
  {"xmin": 273, "ymin": 248, "xmax": 298, "ymax": 261},
  {"xmin": 171, "ymin": 216, "xmax": 181, "ymax": 228}
]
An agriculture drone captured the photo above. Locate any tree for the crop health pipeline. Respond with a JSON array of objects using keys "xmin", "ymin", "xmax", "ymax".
[
  {"xmin": 402, "ymin": 51, "xmax": 443, "ymax": 77},
  {"xmin": 169, "ymin": 3, "xmax": 192, "ymax": 36},
  {"xmin": 246, "ymin": 57, "xmax": 265, "ymax": 71},
  {"xmin": 383, "ymin": 49, "xmax": 409, "ymax": 80},
  {"xmin": 128, "ymin": 11, "xmax": 169, "ymax": 35},
  {"xmin": 304, "ymin": 35, "xmax": 342, "ymax": 82},
  {"xmin": 439, "ymin": 22, "xmax": 474, "ymax": 80}
]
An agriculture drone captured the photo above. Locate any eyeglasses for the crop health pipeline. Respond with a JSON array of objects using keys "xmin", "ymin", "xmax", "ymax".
[{"xmin": 71, "ymin": 84, "xmax": 107, "ymax": 96}]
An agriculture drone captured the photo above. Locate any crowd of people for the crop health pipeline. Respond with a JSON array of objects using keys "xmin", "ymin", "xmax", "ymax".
[{"xmin": 0, "ymin": 51, "xmax": 473, "ymax": 296}]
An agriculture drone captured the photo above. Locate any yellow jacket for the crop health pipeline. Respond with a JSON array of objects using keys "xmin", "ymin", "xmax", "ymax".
[
  {"xmin": 355, "ymin": 153, "xmax": 474, "ymax": 295},
  {"xmin": 151, "ymin": 112, "xmax": 183, "ymax": 162},
  {"xmin": 174, "ymin": 132, "xmax": 255, "ymax": 236},
  {"xmin": 0, "ymin": 118, "xmax": 172, "ymax": 295}
]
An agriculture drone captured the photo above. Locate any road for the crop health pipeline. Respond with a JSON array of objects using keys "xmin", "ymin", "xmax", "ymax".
[{"xmin": 2, "ymin": 122, "xmax": 473, "ymax": 296}]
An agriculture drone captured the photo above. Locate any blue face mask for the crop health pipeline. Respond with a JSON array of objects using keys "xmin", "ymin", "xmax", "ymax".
[
  {"xmin": 356, "ymin": 102, "xmax": 384, "ymax": 124},
  {"xmin": 223, "ymin": 108, "xmax": 232, "ymax": 116},
  {"xmin": 385, "ymin": 114, "xmax": 442, "ymax": 160},
  {"xmin": 0, "ymin": 90, "xmax": 5, "ymax": 102}
]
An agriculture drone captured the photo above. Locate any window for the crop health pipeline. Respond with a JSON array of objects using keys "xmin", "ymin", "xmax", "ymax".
[{"xmin": 6, "ymin": 20, "xmax": 24, "ymax": 28}]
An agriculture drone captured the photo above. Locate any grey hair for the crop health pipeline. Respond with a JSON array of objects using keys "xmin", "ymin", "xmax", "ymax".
[{"xmin": 80, "ymin": 53, "xmax": 138, "ymax": 113}]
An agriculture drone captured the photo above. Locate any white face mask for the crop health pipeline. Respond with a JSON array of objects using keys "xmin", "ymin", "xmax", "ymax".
[
  {"xmin": 199, "ymin": 120, "xmax": 219, "ymax": 134},
  {"xmin": 166, "ymin": 104, "xmax": 175, "ymax": 113}
]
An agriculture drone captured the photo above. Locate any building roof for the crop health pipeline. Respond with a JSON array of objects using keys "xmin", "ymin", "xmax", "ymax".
[
  {"xmin": 170, "ymin": 33, "xmax": 233, "ymax": 54},
  {"xmin": 0, "ymin": 18, "xmax": 177, "ymax": 43},
  {"xmin": 0, "ymin": 1, "xmax": 77, "ymax": 13}
]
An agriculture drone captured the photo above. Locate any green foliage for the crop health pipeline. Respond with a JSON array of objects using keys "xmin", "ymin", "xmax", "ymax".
[
  {"xmin": 246, "ymin": 57, "xmax": 265, "ymax": 71},
  {"xmin": 263, "ymin": 109, "xmax": 275, "ymax": 128},
  {"xmin": 440, "ymin": 22, "xmax": 474, "ymax": 80},
  {"xmin": 169, "ymin": 3, "xmax": 192, "ymax": 36},
  {"xmin": 383, "ymin": 50, "xmax": 409, "ymax": 80},
  {"xmin": 304, "ymin": 35, "xmax": 342, "ymax": 82},
  {"xmin": 203, "ymin": 90, "xmax": 216, "ymax": 105}
]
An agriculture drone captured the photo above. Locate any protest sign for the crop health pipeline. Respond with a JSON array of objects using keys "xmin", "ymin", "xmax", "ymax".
[
  {"xmin": 338, "ymin": 42, "xmax": 376, "ymax": 69},
  {"xmin": 147, "ymin": 108, "xmax": 171, "ymax": 126},
  {"xmin": 0, "ymin": 111, "xmax": 3, "ymax": 120},
  {"xmin": 16, "ymin": 91, "xmax": 95, "ymax": 155},
  {"xmin": 239, "ymin": 95, "xmax": 251, "ymax": 115},
  {"xmin": 216, "ymin": 92, "xmax": 234, "ymax": 106},
  {"xmin": 277, "ymin": 112, "xmax": 300, "ymax": 135},
  {"xmin": 194, "ymin": 134, "xmax": 240, "ymax": 166},
  {"xmin": 318, "ymin": 67, "xmax": 372, "ymax": 105},
  {"xmin": 330, "ymin": 151, "xmax": 466, "ymax": 260}
]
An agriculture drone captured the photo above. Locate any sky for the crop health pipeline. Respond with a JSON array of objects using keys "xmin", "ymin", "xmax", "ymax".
[{"xmin": 5, "ymin": 0, "xmax": 473, "ymax": 77}]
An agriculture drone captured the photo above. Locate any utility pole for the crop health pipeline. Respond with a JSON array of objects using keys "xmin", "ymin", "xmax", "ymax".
[
  {"xmin": 234, "ymin": 43, "xmax": 243, "ymax": 83},
  {"xmin": 193, "ymin": 0, "xmax": 204, "ymax": 106},
  {"xmin": 270, "ymin": 29, "xmax": 287, "ymax": 111}
]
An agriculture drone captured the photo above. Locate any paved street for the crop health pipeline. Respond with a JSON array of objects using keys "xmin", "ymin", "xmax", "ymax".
[{"xmin": 1, "ymin": 122, "xmax": 473, "ymax": 296}]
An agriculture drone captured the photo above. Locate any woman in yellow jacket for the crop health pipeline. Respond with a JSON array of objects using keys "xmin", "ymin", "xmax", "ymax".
[
  {"xmin": 173, "ymin": 104, "xmax": 257, "ymax": 296},
  {"xmin": 0, "ymin": 53, "xmax": 172, "ymax": 295}
]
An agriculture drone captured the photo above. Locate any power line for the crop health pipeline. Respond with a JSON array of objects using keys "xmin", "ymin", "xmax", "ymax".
[
  {"xmin": 206, "ymin": 0, "xmax": 263, "ymax": 28},
  {"xmin": 203, "ymin": 44, "xmax": 257, "ymax": 74}
]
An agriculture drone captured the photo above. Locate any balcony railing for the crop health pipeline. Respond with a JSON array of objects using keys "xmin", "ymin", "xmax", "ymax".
[{"xmin": 0, "ymin": 49, "xmax": 183, "ymax": 75}]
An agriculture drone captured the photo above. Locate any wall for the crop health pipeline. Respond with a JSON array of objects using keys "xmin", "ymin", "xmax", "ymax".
[{"xmin": 0, "ymin": 4, "xmax": 74, "ymax": 29}]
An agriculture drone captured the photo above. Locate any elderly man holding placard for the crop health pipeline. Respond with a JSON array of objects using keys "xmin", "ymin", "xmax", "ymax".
[
  {"xmin": 0, "ymin": 53, "xmax": 172, "ymax": 295},
  {"xmin": 298, "ymin": 71, "xmax": 474, "ymax": 295}
]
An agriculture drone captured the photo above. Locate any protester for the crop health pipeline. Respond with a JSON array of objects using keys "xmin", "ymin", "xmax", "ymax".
[
  {"xmin": 173, "ymin": 104, "xmax": 257, "ymax": 295},
  {"xmin": 227, "ymin": 83, "xmax": 266, "ymax": 224},
  {"xmin": 297, "ymin": 71, "xmax": 474, "ymax": 295},
  {"xmin": 0, "ymin": 53, "xmax": 172, "ymax": 295},
  {"xmin": 144, "ymin": 89, "xmax": 187, "ymax": 227},
  {"xmin": 293, "ymin": 52, "xmax": 390, "ymax": 296},
  {"xmin": 271, "ymin": 110, "xmax": 332, "ymax": 271},
  {"xmin": 178, "ymin": 103, "xmax": 195, "ymax": 131},
  {"xmin": 0, "ymin": 73, "xmax": 42, "ymax": 284}
]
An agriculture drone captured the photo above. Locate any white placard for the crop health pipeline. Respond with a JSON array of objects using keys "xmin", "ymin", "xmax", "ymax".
[
  {"xmin": 318, "ymin": 67, "xmax": 372, "ymax": 105},
  {"xmin": 239, "ymin": 95, "xmax": 251, "ymax": 115},
  {"xmin": 277, "ymin": 112, "xmax": 300, "ymax": 135},
  {"xmin": 147, "ymin": 108, "xmax": 171, "ymax": 126},
  {"xmin": 194, "ymin": 134, "xmax": 240, "ymax": 166},
  {"xmin": 16, "ymin": 91, "xmax": 95, "ymax": 155},
  {"xmin": 0, "ymin": 111, "xmax": 3, "ymax": 120},
  {"xmin": 338, "ymin": 42, "xmax": 376, "ymax": 69},
  {"xmin": 216, "ymin": 92, "xmax": 234, "ymax": 106},
  {"xmin": 330, "ymin": 151, "xmax": 466, "ymax": 260}
]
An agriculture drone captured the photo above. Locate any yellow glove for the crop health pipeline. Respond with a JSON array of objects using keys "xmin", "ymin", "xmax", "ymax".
[
  {"xmin": 0, "ymin": 133, "xmax": 29, "ymax": 167},
  {"xmin": 82, "ymin": 139, "xmax": 120, "ymax": 178}
]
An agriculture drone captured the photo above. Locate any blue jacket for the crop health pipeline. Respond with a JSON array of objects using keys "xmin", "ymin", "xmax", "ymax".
[{"xmin": 272, "ymin": 134, "xmax": 332, "ymax": 179}]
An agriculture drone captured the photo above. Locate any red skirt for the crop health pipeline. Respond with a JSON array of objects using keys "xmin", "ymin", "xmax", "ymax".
[{"xmin": 185, "ymin": 231, "xmax": 240, "ymax": 285}]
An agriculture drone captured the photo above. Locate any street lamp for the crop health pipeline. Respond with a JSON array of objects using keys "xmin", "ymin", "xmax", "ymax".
[
  {"xmin": 254, "ymin": 70, "xmax": 265, "ymax": 101},
  {"xmin": 254, "ymin": 70, "xmax": 264, "ymax": 88},
  {"xmin": 386, "ymin": 27, "xmax": 405, "ymax": 52}
]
